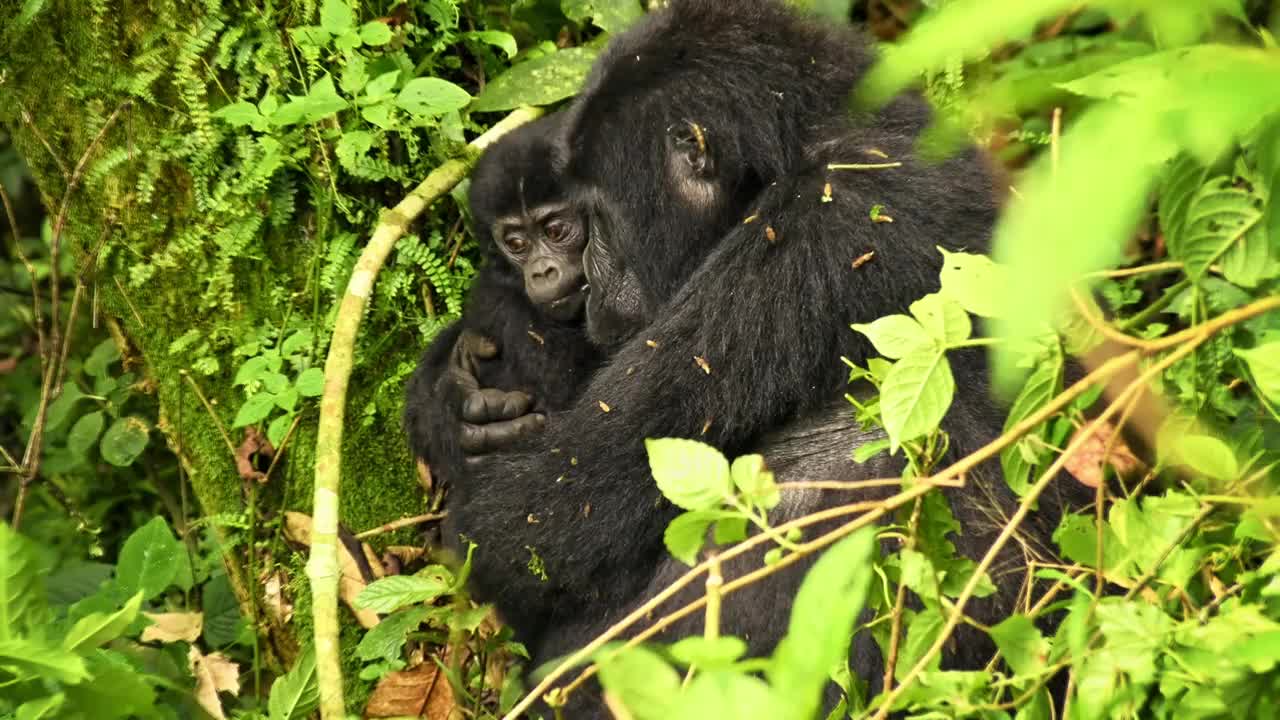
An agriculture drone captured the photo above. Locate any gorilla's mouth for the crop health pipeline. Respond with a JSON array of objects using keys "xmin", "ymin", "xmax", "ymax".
[{"xmin": 543, "ymin": 283, "xmax": 589, "ymax": 322}]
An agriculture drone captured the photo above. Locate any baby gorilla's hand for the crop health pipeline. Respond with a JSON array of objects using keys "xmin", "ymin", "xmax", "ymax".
[{"xmin": 443, "ymin": 329, "xmax": 547, "ymax": 453}]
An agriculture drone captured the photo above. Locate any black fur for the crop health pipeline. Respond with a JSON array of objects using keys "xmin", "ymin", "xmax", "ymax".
[
  {"xmin": 442, "ymin": 2, "xmax": 1083, "ymax": 715},
  {"xmin": 403, "ymin": 113, "xmax": 601, "ymax": 487}
]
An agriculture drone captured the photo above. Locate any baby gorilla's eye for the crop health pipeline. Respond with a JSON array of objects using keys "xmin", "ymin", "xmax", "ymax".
[
  {"xmin": 503, "ymin": 233, "xmax": 528, "ymax": 253},
  {"xmin": 544, "ymin": 219, "xmax": 569, "ymax": 242}
]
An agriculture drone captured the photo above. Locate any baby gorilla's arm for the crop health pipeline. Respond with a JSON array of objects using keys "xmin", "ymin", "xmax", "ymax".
[{"xmin": 446, "ymin": 329, "xmax": 548, "ymax": 454}]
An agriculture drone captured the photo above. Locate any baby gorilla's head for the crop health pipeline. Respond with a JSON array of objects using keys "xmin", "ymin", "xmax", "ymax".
[{"xmin": 469, "ymin": 113, "xmax": 588, "ymax": 322}]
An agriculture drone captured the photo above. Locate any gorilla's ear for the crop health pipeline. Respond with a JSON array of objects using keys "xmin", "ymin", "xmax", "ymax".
[{"xmin": 666, "ymin": 121, "xmax": 714, "ymax": 178}]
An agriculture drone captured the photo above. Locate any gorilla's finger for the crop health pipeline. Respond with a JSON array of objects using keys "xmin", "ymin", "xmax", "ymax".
[
  {"xmin": 462, "ymin": 389, "xmax": 534, "ymax": 423},
  {"xmin": 454, "ymin": 329, "xmax": 498, "ymax": 376},
  {"xmin": 460, "ymin": 414, "xmax": 546, "ymax": 453}
]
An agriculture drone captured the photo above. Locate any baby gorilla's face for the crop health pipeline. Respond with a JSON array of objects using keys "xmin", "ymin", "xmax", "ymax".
[{"xmin": 492, "ymin": 201, "xmax": 589, "ymax": 322}]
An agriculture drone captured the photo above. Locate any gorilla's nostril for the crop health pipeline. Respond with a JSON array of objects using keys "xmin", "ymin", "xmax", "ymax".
[{"xmin": 540, "ymin": 266, "xmax": 560, "ymax": 284}]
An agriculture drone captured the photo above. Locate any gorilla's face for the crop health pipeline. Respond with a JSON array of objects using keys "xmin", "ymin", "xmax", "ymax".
[{"xmin": 569, "ymin": 115, "xmax": 752, "ymax": 348}]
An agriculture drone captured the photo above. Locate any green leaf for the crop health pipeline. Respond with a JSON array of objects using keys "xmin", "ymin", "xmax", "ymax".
[
  {"xmin": 364, "ymin": 70, "xmax": 400, "ymax": 100},
  {"xmin": 202, "ymin": 573, "xmax": 243, "ymax": 648},
  {"xmin": 0, "ymin": 638, "xmax": 89, "ymax": 684},
  {"xmin": 295, "ymin": 367, "xmax": 325, "ymax": 397},
  {"xmin": 274, "ymin": 387, "xmax": 300, "ymax": 412},
  {"xmin": 989, "ymin": 614, "xmax": 1049, "ymax": 676},
  {"xmin": 561, "ymin": 0, "xmax": 644, "ymax": 33},
  {"xmin": 359, "ymin": 20, "xmax": 392, "ymax": 46},
  {"xmin": 879, "ymin": 350, "xmax": 955, "ymax": 450},
  {"xmin": 645, "ymin": 438, "xmax": 732, "ymax": 511},
  {"xmin": 234, "ymin": 393, "xmax": 276, "ymax": 428},
  {"xmin": 115, "ymin": 516, "xmax": 183, "ymax": 601},
  {"xmin": 729, "ymin": 454, "xmax": 780, "ymax": 510},
  {"xmin": 62, "ymin": 649, "xmax": 156, "ymax": 718},
  {"xmin": 1170, "ymin": 175, "xmax": 1265, "ymax": 281},
  {"xmin": 67, "ymin": 411, "xmax": 105, "ymax": 457},
  {"xmin": 234, "ymin": 355, "xmax": 270, "ymax": 386},
  {"xmin": 267, "ymin": 413, "xmax": 294, "ymax": 448},
  {"xmin": 395, "ymin": 78, "xmax": 472, "ymax": 117},
  {"xmin": 938, "ymin": 249, "xmax": 1006, "ymax": 319},
  {"xmin": 851, "ymin": 437, "xmax": 891, "ymax": 463},
  {"xmin": 668, "ymin": 636, "xmax": 747, "ymax": 669},
  {"xmin": 212, "ymin": 101, "xmax": 265, "ymax": 129},
  {"xmin": 674, "ymin": 671, "xmax": 782, "ymax": 720},
  {"xmin": 464, "ymin": 30, "xmax": 518, "ymax": 59},
  {"xmin": 15, "ymin": 695, "xmax": 65, "ymax": 720},
  {"xmin": 271, "ymin": 75, "xmax": 348, "ymax": 127},
  {"xmin": 597, "ymin": 646, "xmax": 680, "ymax": 720},
  {"xmin": 713, "ymin": 516, "xmax": 748, "ymax": 545},
  {"xmin": 1175, "ymin": 434, "xmax": 1239, "ymax": 481},
  {"xmin": 769, "ymin": 528, "xmax": 877, "ymax": 719},
  {"xmin": 43, "ymin": 383, "xmax": 85, "ymax": 432},
  {"xmin": 99, "ymin": 416, "xmax": 150, "ymax": 466},
  {"xmin": 355, "ymin": 606, "xmax": 431, "ymax": 662},
  {"xmin": 1236, "ymin": 342, "xmax": 1280, "ymax": 404},
  {"xmin": 268, "ymin": 646, "xmax": 319, "ymax": 720},
  {"xmin": 62, "ymin": 591, "xmax": 142, "ymax": 653},
  {"xmin": 999, "ymin": 349, "xmax": 1063, "ymax": 497},
  {"xmin": 896, "ymin": 607, "xmax": 944, "ymax": 681},
  {"xmin": 472, "ymin": 47, "xmax": 597, "ymax": 113},
  {"xmin": 664, "ymin": 510, "xmax": 732, "ymax": 566},
  {"xmin": 319, "ymin": 0, "xmax": 354, "ymax": 35},
  {"xmin": 0, "ymin": 523, "xmax": 48, "ymax": 641},
  {"xmin": 851, "ymin": 314, "xmax": 933, "ymax": 359},
  {"xmin": 909, "ymin": 293, "xmax": 971, "ymax": 345},
  {"xmin": 355, "ymin": 574, "xmax": 451, "ymax": 614},
  {"xmin": 83, "ymin": 339, "xmax": 120, "ymax": 378}
]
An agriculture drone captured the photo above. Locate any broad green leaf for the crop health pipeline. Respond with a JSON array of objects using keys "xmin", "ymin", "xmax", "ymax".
[
  {"xmin": 63, "ymin": 649, "xmax": 156, "ymax": 718},
  {"xmin": 898, "ymin": 548, "xmax": 940, "ymax": 605},
  {"xmin": 67, "ymin": 410, "xmax": 105, "ymax": 456},
  {"xmin": 83, "ymin": 338, "xmax": 120, "ymax": 378},
  {"xmin": 359, "ymin": 20, "xmax": 392, "ymax": 46},
  {"xmin": 938, "ymin": 249, "xmax": 1006, "ymax": 318},
  {"xmin": 896, "ymin": 607, "xmax": 944, "ymax": 681},
  {"xmin": 472, "ymin": 47, "xmax": 597, "ymax": 113},
  {"xmin": 909, "ymin": 293, "xmax": 972, "ymax": 345},
  {"xmin": 16, "ymin": 0, "xmax": 48, "ymax": 28},
  {"xmin": 1176, "ymin": 435, "xmax": 1239, "ymax": 481},
  {"xmin": 62, "ymin": 591, "xmax": 142, "ymax": 652},
  {"xmin": 274, "ymin": 387, "xmax": 300, "ymax": 412},
  {"xmin": 355, "ymin": 606, "xmax": 431, "ymax": 662},
  {"xmin": 235, "ymin": 356, "xmax": 270, "ymax": 387},
  {"xmin": 115, "ymin": 516, "xmax": 183, "ymax": 601},
  {"xmin": 1236, "ymin": 342, "xmax": 1280, "ymax": 404},
  {"xmin": 664, "ymin": 510, "xmax": 733, "ymax": 566},
  {"xmin": 212, "ymin": 101, "xmax": 265, "ymax": 130},
  {"xmin": 597, "ymin": 646, "xmax": 680, "ymax": 720},
  {"xmin": 234, "ymin": 393, "xmax": 276, "ymax": 428},
  {"xmin": 769, "ymin": 528, "xmax": 877, "ymax": 719},
  {"xmin": 561, "ymin": 0, "xmax": 644, "ymax": 33},
  {"xmin": 355, "ymin": 574, "xmax": 451, "ymax": 613},
  {"xmin": 319, "ymin": 0, "xmax": 354, "ymax": 35},
  {"xmin": 1170, "ymin": 175, "xmax": 1264, "ymax": 281},
  {"xmin": 464, "ymin": 30, "xmax": 518, "ymax": 59},
  {"xmin": 673, "ymin": 671, "xmax": 782, "ymax": 720},
  {"xmin": 1158, "ymin": 155, "xmax": 1208, "ymax": 265},
  {"xmin": 16, "ymin": 695, "xmax": 64, "ymax": 720},
  {"xmin": 0, "ymin": 523, "xmax": 47, "ymax": 641},
  {"xmin": 281, "ymin": 330, "xmax": 313, "ymax": 357},
  {"xmin": 295, "ymin": 367, "xmax": 325, "ymax": 397},
  {"xmin": 729, "ymin": 454, "xmax": 780, "ymax": 510},
  {"xmin": 645, "ymin": 438, "xmax": 732, "ymax": 511},
  {"xmin": 879, "ymin": 350, "xmax": 955, "ymax": 450},
  {"xmin": 267, "ymin": 413, "xmax": 294, "ymax": 448},
  {"xmin": 99, "ymin": 416, "xmax": 150, "ymax": 466},
  {"xmin": 669, "ymin": 636, "xmax": 747, "ymax": 669},
  {"xmin": 999, "ymin": 349, "xmax": 1064, "ymax": 497},
  {"xmin": 271, "ymin": 75, "xmax": 348, "ymax": 127},
  {"xmin": 339, "ymin": 54, "xmax": 369, "ymax": 94},
  {"xmin": 202, "ymin": 573, "xmax": 243, "ymax": 648},
  {"xmin": 268, "ymin": 646, "xmax": 319, "ymax": 720},
  {"xmin": 989, "ymin": 614, "xmax": 1049, "ymax": 676},
  {"xmin": 43, "ymin": 383, "xmax": 85, "ymax": 432},
  {"xmin": 395, "ymin": 78, "xmax": 472, "ymax": 117},
  {"xmin": 0, "ymin": 637, "xmax": 88, "ymax": 684},
  {"xmin": 364, "ymin": 70, "xmax": 400, "ymax": 100},
  {"xmin": 850, "ymin": 314, "xmax": 933, "ymax": 359},
  {"xmin": 851, "ymin": 437, "xmax": 891, "ymax": 463}
]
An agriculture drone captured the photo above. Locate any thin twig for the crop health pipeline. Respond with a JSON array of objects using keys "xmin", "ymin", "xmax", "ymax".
[
  {"xmin": 179, "ymin": 370, "xmax": 238, "ymax": 457},
  {"xmin": 354, "ymin": 512, "xmax": 448, "ymax": 539},
  {"xmin": 0, "ymin": 184, "xmax": 45, "ymax": 359},
  {"xmin": 827, "ymin": 162, "xmax": 903, "ymax": 171},
  {"xmin": 18, "ymin": 104, "xmax": 71, "ymax": 181}
]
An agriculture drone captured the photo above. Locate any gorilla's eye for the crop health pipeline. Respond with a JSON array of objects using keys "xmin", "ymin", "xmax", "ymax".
[
  {"xmin": 503, "ymin": 233, "xmax": 528, "ymax": 254},
  {"xmin": 544, "ymin": 219, "xmax": 569, "ymax": 242}
]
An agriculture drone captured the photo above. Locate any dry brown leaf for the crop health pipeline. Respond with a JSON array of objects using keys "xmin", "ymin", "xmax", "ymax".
[
  {"xmin": 282, "ymin": 512, "xmax": 381, "ymax": 628},
  {"xmin": 141, "ymin": 611, "xmax": 203, "ymax": 643},
  {"xmin": 262, "ymin": 570, "xmax": 294, "ymax": 624},
  {"xmin": 364, "ymin": 666, "xmax": 437, "ymax": 718},
  {"xmin": 1063, "ymin": 420, "xmax": 1146, "ymax": 488},
  {"xmin": 189, "ymin": 647, "xmax": 240, "ymax": 720},
  {"xmin": 235, "ymin": 426, "xmax": 275, "ymax": 483}
]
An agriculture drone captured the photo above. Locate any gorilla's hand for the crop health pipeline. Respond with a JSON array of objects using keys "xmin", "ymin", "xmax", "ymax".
[{"xmin": 442, "ymin": 329, "xmax": 547, "ymax": 453}]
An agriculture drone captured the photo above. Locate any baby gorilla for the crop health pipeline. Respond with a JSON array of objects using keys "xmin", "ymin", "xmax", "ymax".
[{"xmin": 404, "ymin": 113, "xmax": 601, "ymax": 485}]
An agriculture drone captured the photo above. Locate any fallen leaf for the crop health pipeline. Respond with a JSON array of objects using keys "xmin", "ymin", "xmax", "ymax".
[
  {"xmin": 1063, "ymin": 420, "xmax": 1146, "ymax": 488},
  {"xmin": 189, "ymin": 646, "xmax": 240, "ymax": 720},
  {"xmin": 364, "ymin": 666, "xmax": 437, "ymax": 718},
  {"xmin": 283, "ymin": 512, "xmax": 380, "ymax": 628},
  {"xmin": 141, "ymin": 611, "xmax": 203, "ymax": 643},
  {"xmin": 236, "ymin": 426, "xmax": 275, "ymax": 483},
  {"xmin": 262, "ymin": 570, "xmax": 294, "ymax": 624}
]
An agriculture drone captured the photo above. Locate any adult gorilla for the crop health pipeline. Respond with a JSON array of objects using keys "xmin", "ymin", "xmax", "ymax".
[{"xmin": 442, "ymin": 0, "xmax": 1074, "ymax": 711}]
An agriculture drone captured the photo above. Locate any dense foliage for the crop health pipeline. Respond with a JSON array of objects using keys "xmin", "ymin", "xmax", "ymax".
[{"xmin": 2, "ymin": 0, "xmax": 1279, "ymax": 719}]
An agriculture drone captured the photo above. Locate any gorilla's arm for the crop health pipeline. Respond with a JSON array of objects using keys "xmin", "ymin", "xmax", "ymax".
[{"xmin": 450, "ymin": 128, "xmax": 999, "ymax": 637}]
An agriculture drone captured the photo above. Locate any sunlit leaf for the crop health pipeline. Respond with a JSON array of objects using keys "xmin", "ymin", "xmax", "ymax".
[
  {"xmin": 472, "ymin": 47, "xmax": 597, "ymax": 112},
  {"xmin": 645, "ymin": 438, "xmax": 732, "ymax": 511},
  {"xmin": 879, "ymin": 349, "xmax": 955, "ymax": 450}
]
